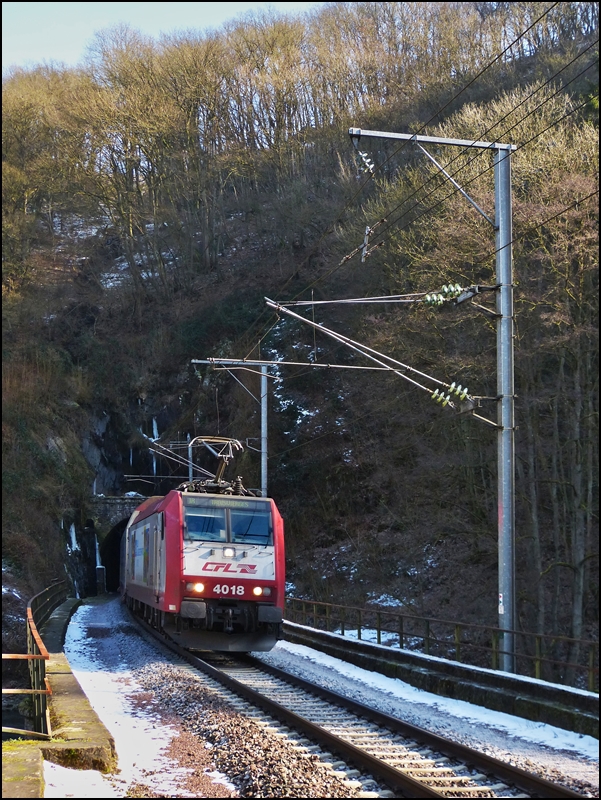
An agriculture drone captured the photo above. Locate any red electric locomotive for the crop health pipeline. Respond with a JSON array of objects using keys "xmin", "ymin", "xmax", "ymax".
[{"xmin": 120, "ymin": 439, "xmax": 285, "ymax": 652}]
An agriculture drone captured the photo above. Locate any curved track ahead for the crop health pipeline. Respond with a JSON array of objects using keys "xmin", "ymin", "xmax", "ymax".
[{"xmin": 134, "ymin": 615, "xmax": 586, "ymax": 799}]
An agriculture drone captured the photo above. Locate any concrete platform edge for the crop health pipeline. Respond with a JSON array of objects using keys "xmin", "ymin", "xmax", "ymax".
[{"xmin": 2, "ymin": 597, "xmax": 116, "ymax": 799}]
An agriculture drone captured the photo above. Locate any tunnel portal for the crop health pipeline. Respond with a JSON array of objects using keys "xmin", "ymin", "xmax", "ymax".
[{"xmin": 89, "ymin": 496, "xmax": 146, "ymax": 593}]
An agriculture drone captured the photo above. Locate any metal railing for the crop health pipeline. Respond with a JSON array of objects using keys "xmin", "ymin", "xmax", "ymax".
[
  {"xmin": 285, "ymin": 598, "xmax": 599, "ymax": 692},
  {"xmin": 2, "ymin": 580, "xmax": 69, "ymax": 739}
]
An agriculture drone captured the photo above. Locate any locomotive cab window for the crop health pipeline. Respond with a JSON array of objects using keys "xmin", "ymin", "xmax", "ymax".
[
  {"xmin": 184, "ymin": 507, "xmax": 226, "ymax": 541},
  {"xmin": 230, "ymin": 510, "xmax": 272, "ymax": 545}
]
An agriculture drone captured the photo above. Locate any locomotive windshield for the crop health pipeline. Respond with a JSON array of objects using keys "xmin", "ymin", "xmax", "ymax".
[
  {"xmin": 183, "ymin": 497, "xmax": 273, "ymax": 545},
  {"xmin": 184, "ymin": 507, "xmax": 226, "ymax": 541},
  {"xmin": 230, "ymin": 509, "xmax": 271, "ymax": 545}
]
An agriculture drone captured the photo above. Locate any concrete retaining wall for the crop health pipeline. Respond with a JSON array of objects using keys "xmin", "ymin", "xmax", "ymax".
[{"xmin": 283, "ymin": 621, "xmax": 599, "ymax": 738}]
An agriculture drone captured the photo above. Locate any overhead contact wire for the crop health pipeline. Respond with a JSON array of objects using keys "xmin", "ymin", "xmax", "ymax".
[
  {"xmin": 227, "ymin": 2, "xmax": 563, "ymax": 351},
  {"xmin": 282, "ymin": 88, "xmax": 597, "ymax": 297},
  {"xmin": 360, "ymin": 43, "xmax": 598, "ymax": 248},
  {"xmin": 363, "ymin": 92, "xmax": 598, "ymax": 261}
]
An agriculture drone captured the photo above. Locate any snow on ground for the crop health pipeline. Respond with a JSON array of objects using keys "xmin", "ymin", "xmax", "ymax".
[
  {"xmin": 309, "ymin": 622, "xmax": 597, "ymax": 699},
  {"xmin": 256, "ymin": 640, "xmax": 599, "ymax": 792},
  {"xmin": 44, "ymin": 763, "xmax": 121, "ymax": 799},
  {"xmin": 258, "ymin": 640, "xmax": 599, "ymax": 758},
  {"xmin": 44, "ymin": 597, "xmax": 599, "ymax": 797},
  {"xmin": 43, "ymin": 598, "xmax": 235, "ymax": 798}
]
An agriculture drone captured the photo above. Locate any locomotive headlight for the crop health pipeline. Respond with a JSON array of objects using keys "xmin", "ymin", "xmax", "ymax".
[
  {"xmin": 223, "ymin": 547, "xmax": 236, "ymax": 558},
  {"xmin": 252, "ymin": 586, "xmax": 272, "ymax": 596},
  {"xmin": 186, "ymin": 581, "xmax": 205, "ymax": 592}
]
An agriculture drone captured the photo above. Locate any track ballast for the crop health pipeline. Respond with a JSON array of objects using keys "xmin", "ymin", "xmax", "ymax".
[{"xmin": 133, "ymin": 612, "xmax": 587, "ymax": 798}]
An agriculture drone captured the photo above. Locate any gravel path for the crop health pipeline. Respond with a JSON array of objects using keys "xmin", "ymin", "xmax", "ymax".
[{"xmin": 66, "ymin": 598, "xmax": 366, "ymax": 797}]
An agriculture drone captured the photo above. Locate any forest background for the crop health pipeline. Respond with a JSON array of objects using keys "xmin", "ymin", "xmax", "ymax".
[{"xmin": 2, "ymin": 2, "xmax": 599, "ymax": 668}]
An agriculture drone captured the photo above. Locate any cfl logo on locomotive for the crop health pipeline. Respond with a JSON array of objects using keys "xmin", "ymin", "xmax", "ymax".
[{"xmin": 202, "ymin": 562, "xmax": 258, "ymax": 574}]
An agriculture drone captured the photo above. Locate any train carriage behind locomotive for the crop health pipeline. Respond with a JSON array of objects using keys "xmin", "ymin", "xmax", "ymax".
[{"xmin": 120, "ymin": 486, "xmax": 285, "ymax": 651}]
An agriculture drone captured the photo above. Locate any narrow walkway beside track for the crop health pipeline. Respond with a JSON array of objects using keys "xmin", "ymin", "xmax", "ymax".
[{"xmin": 2, "ymin": 597, "xmax": 114, "ymax": 799}]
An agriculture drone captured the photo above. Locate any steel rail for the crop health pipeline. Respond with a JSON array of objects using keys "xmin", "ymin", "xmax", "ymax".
[
  {"xmin": 131, "ymin": 612, "xmax": 584, "ymax": 798},
  {"xmin": 244, "ymin": 654, "xmax": 585, "ymax": 799},
  {"xmin": 132, "ymin": 614, "xmax": 441, "ymax": 797},
  {"xmin": 193, "ymin": 658, "xmax": 444, "ymax": 797}
]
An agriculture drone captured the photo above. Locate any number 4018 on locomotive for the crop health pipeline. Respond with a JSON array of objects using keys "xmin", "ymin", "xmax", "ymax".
[{"xmin": 120, "ymin": 437, "xmax": 285, "ymax": 652}]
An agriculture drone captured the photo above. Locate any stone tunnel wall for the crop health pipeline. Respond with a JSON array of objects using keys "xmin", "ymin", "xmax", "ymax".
[{"xmin": 89, "ymin": 496, "xmax": 145, "ymax": 535}]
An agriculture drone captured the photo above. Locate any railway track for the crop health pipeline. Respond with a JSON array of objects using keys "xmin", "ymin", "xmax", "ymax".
[{"xmin": 134, "ymin": 615, "xmax": 586, "ymax": 798}]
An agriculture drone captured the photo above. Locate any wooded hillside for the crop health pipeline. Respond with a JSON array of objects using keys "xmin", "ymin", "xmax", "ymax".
[{"xmin": 2, "ymin": 2, "xmax": 598, "ymax": 660}]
